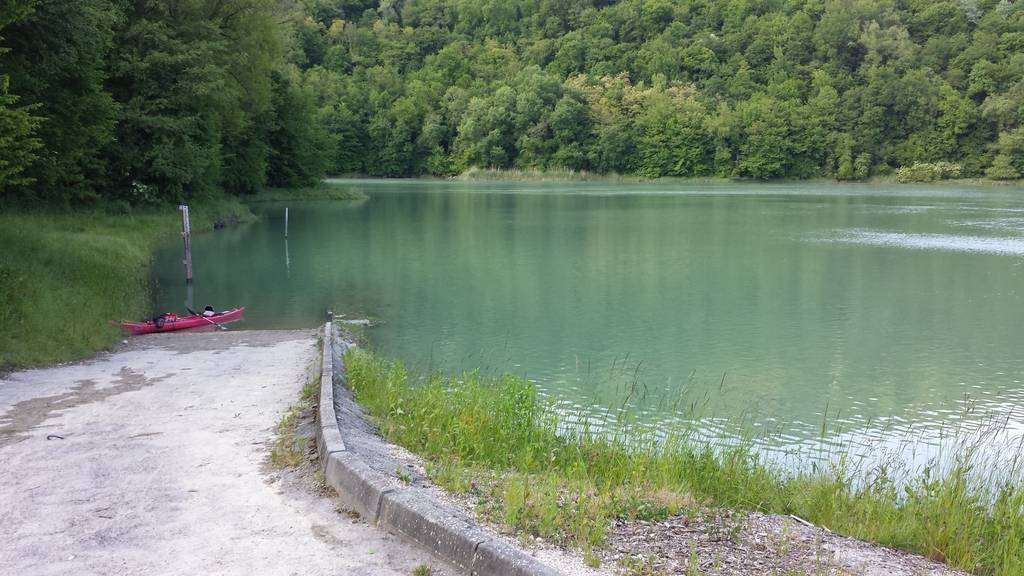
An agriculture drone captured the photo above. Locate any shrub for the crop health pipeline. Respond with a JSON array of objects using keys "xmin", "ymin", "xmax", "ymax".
[
  {"xmin": 894, "ymin": 162, "xmax": 962, "ymax": 183},
  {"xmin": 985, "ymin": 154, "xmax": 1021, "ymax": 180}
]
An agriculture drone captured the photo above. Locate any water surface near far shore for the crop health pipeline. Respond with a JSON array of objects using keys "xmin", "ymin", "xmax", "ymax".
[{"xmin": 152, "ymin": 180, "xmax": 1024, "ymax": 467}]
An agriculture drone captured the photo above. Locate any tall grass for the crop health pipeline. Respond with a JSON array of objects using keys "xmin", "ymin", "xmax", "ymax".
[
  {"xmin": 244, "ymin": 180, "xmax": 368, "ymax": 202},
  {"xmin": 455, "ymin": 167, "xmax": 641, "ymax": 182},
  {"xmin": 345, "ymin": 348, "xmax": 1024, "ymax": 575},
  {"xmin": 0, "ymin": 198, "xmax": 252, "ymax": 370}
]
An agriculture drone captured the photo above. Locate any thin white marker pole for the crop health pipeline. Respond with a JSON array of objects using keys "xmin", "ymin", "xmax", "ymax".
[
  {"xmin": 180, "ymin": 205, "xmax": 193, "ymax": 284},
  {"xmin": 284, "ymin": 207, "xmax": 289, "ymax": 238}
]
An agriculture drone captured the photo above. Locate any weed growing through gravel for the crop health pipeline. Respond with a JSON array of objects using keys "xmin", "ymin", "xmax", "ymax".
[
  {"xmin": 271, "ymin": 366, "xmax": 320, "ymax": 468},
  {"xmin": 270, "ymin": 404, "xmax": 308, "ymax": 467},
  {"xmin": 345, "ymin": 348, "xmax": 1024, "ymax": 575},
  {"xmin": 619, "ymin": 554, "xmax": 663, "ymax": 575}
]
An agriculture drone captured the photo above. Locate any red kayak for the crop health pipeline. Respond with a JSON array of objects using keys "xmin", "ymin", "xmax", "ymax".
[{"xmin": 120, "ymin": 307, "xmax": 245, "ymax": 335}]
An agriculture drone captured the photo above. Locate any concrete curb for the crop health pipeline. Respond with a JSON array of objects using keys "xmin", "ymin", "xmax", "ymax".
[{"xmin": 314, "ymin": 322, "xmax": 561, "ymax": 576}]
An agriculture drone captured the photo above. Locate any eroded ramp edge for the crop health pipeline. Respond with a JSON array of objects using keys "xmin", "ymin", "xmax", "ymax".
[{"xmin": 314, "ymin": 322, "xmax": 561, "ymax": 576}]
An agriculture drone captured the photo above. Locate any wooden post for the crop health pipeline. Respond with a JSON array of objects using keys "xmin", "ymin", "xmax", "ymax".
[
  {"xmin": 179, "ymin": 205, "xmax": 193, "ymax": 284},
  {"xmin": 185, "ymin": 281, "xmax": 194, "ymax": 313},
  {"xmin": 284, "ymin": 207, "xmax": 289, "ymax": 238}
]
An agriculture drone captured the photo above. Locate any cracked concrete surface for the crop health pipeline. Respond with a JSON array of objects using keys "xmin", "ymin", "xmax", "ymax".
[{"xmin": 0, "ymin": 330, "xmax": 455, "ymax": 576}]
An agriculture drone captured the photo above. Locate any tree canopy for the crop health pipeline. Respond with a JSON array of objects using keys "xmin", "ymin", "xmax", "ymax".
[
  {"xmin": 292, "ymin": 0, "xmax": 1024, "ymax": 180},
  {"xmin": 0, "ymin": 0, "xmax": 329, "ymax": 204},
  {"xmin": 3, "ymin": 0, "xmax": 1024, "ymax": 202}
]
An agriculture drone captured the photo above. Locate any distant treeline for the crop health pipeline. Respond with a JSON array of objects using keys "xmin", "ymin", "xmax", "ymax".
[{"xmin": 3, "ymin": 0, "xmax": 1024, "ymax": 204}]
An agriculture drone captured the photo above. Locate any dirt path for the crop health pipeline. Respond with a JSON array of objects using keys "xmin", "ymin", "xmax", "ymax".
[{"xmin": 0, "ymin": 330, "xmax": 454, "ymax": 576}]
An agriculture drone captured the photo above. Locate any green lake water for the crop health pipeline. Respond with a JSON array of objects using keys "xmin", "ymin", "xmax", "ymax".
[{"xmin": 153, "ymin": 180, "xmax": 1024, "ymax": 463}]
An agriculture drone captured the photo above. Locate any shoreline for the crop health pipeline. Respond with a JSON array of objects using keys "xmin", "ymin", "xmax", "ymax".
[
  {"xmin": 320, "ymin": 325, "xmax": 971, "ymax": 576},
  {"xmin": 342, "ymin": 349, "xmax": 1024, "ymax": 576},
  {"xmin": 0, "ymin": 197, "xmax": 253, "ymax": 372},
  {"xmin": 325, "ymin": 171, "xmax": 1024, "ymax": 189},
  {"xmin": 0, "ymin": 180, "xmax": 372, "ymax": 372}
]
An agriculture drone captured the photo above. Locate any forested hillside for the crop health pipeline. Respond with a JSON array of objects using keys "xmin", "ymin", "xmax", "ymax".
[
  {"xmin": 3, "ymin": 0, "xmax": 1024, "ymax": 203},
  {"xmin": 297, "ymin": 0, "xmax": 1024, "ymax": 180}
]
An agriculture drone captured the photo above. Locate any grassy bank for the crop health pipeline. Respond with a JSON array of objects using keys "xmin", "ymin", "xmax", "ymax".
[
  {"xmin": 455, "ymin": 167, "xmax": 647, "ymax": 182},
  {"xmin": 877, "ymin": 176, "xmax": 1024, "ymax": 188},
  {"xmin": 244, "ymin": 180, "xmax": 368, "ymax": 202},
  {"xmin": 0, "ymin": 198, "xmax": 252, "ymax": 371},
  {"xmin": 345, "ymin": 348, "xmax": 1024, "ymax": 575},
  {"xmin": 454, "ymin": 167, "xmax": 1024, "ymax": 188}
]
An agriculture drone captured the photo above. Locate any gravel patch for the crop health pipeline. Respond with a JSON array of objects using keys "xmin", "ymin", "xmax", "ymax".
[{"xmin": 601, "ymin": 508, "xmax": 971, "ymax": 576}]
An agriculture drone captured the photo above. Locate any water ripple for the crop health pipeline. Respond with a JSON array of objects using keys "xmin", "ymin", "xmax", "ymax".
[{"xmin": 821, "ymin": 229, "xmax": 1024, "ymax": 255}]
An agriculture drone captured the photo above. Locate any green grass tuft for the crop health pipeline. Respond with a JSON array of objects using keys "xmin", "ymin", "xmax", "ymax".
[
  {"xmin": 270, "ymin": 362, "xmax": 321, "ymax": 468},
  {"xmin": 270, "ymin": 403, "xmax": 308, "ymax": 468}
]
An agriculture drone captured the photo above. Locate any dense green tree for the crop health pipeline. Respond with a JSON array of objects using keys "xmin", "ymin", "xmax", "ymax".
[
  {"xmin": 986, "ymin": 153, "xmax": 1020, "ymax": 179},
  {"xmin": 104, "ymin": 1, "xmax": 233, "ymax": 200},
  {"xmin": 569, "ymin": 75, "xmax": 639, "ymax": 174},
  {"xmin": 0, "ymin": 76, "xmax": 41, "ymax": 192},
  {"xmin": 455, "ymin": 86, "xmax": 517, "ymax": 168},
  {"xmin": 0, "ymin": 0, "xmax": 41, "ymax": 194},
  {"xmin": 0, "ymin": 0, "xmax": 35, "ymax": 26},
  {"xmin": 988, "ymin": 127, "xmax": 1024, "ymax": 176},
  {"xmin": 267, "ymin": 66, "xmax": 331, "ymax": 186},
  {"xmin": 0, "ymin": 0, "xmax": 329, "ymax": 205},
  {"xmin": 735, "ymin": 95, "xmax": 817, "ymax": 179},
  {"xmin": 548, "ymin": 94, "xmax": 591, "ymax": 169},
  {"xmin": 216, "ymin": 0, "xmax": 283, "ymax": 195},
  {"xmin": 1, "ymin": 0, "xmax": 119, "ymax": 202},
  {"xmin": 636, "ymin": 86, "xmax": 713, "ymax": 178}
]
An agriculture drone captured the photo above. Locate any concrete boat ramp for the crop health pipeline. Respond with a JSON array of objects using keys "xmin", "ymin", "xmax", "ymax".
[{"xmin": 0, "ymin": 330, "xmax": 454, "ymax": 576}]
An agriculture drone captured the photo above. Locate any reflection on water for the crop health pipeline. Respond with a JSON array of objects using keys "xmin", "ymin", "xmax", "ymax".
[{"xmin": 152, "ymin": 180, "xmax": 1024, "ymax": 469}]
